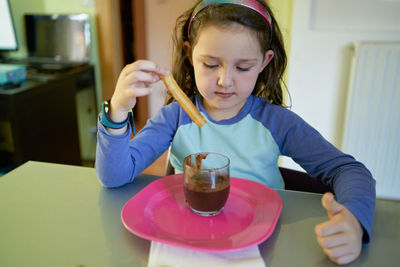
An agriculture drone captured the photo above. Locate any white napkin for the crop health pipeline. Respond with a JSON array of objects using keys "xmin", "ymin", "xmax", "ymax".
[{"xmin": 147, "ymin": 241, "xmax": 266, "ymax": 267}]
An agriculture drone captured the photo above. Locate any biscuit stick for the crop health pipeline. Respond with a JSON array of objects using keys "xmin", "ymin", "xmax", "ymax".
[{"xmin": 162, "ymin": 73, "xmax": 206, "ymax": 127}]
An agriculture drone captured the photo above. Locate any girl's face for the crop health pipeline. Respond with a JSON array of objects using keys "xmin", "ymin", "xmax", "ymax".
[{"xmin": 189, "ymin": 24, "xmax": 274, "ymax": 121}]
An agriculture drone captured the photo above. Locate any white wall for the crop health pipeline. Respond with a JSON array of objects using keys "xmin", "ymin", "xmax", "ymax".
[{"xmin": 281, "ymin": 0, "xmax": 400, "ymax": 171}]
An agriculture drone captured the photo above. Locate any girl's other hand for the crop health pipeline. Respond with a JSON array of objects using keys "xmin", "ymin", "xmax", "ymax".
[
  {"xmin": 315, "ymin": 192, "xmax": 363, "ymax": 265},
  {"xmin": 110, "ymin": 60, "xmax": 169, "ymax": 122}
]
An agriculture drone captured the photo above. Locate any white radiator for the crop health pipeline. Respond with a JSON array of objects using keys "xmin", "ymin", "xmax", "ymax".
[{"xmin": 342, "ymin": 42, "xmax": 400, "ymax": 199}]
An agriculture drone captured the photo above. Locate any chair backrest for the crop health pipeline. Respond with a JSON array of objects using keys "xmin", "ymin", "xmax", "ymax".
[
  {"xmin": 164, "ymin": 147, "xmax": 174, "ymax": 176},
  {"xmin": 279, "ymin": 167, "xmax": 332, "ymax": 194}
]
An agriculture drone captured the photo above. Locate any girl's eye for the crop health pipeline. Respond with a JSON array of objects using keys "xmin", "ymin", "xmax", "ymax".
[
  {"xmin": 203, "ymin": 63, "xmax": 218, "ymax": 69},
  {"xmin": 237, "ymin": 66, "xmax": 251, "ymax": 71}
]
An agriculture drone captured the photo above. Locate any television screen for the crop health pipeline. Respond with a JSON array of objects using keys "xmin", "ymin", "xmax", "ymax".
[
  {"xmin": 25, "ymin": 14, "xmax": 90, "ymax": 63},
  {"xmin": 0, "ymin": 0, "xmax": 18, "ymax": 51}
]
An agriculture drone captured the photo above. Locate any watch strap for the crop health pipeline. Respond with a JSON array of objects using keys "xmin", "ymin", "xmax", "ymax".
[{"xmin": 101, "ymin": 100, "xmax": 135, "ymax": 134}]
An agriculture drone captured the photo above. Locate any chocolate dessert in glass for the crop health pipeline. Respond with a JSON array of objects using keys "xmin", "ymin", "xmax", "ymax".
[{"xmin": 183, "ymin": 152, "xmax": 230, "ymax": 216}]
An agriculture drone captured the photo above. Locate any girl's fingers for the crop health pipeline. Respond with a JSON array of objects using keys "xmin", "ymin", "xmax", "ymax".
[
  {"xmin": 123, "ymin": 60, "xmax": 169, "ymax": 77},
  {"xmin": 336, "ymin": 253, "xmax": 358, "ymax": 265},
  {"xmin": 315, "ymin": 220, "xmax": 345, "ymax": 237},
  {"xmin": 130, "ymin": 87, "xmax": 152, "ymax": 98},
  {"xmin": 317, "ymin": 232, "xmax": 349, "ymax": 249},
  {"xmin": 121, "ymin": 67, "xmax": 169, "ymax": 87},
  {"xmin": 122, "ymin": 83, "xmax": 152, "ymax": 98},
  {"xmin": 321, "ymin": 193, "xmax": 343, "ymax": 218},
  {"xmin": 126, "ymin": 71, "xmax": 158, "ymax": 84},
  {"xmin": 324, "ymin": 244, "xmax": 358, "ymax": 265},
  {"xmin": 112, "ymin": 60, "xmax": 168, "ymax": 111}
]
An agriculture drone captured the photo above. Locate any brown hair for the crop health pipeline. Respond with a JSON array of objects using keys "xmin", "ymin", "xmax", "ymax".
[{"xmin": 166, "ymin": 0, "xmax": 288, "ymax": 107}]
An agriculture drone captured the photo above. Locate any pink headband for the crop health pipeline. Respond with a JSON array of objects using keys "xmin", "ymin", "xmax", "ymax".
[{"xmin": 187, "ymin": 0, "xmax": 273, "ymax": 40}]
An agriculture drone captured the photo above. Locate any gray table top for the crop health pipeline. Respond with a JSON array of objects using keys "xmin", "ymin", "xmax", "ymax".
[{"xmin": 0, "ymin": 161, "xmax": 398, "ymax": 267}]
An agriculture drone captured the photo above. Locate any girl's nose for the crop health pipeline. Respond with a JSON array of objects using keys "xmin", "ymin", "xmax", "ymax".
[{"xmin": 217, "ymin": 68, "xmax": 233, "ymax": 89}]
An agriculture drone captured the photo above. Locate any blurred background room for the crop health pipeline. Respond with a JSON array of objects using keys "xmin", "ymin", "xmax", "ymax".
[{"xmin": 0, "ymin": 0, "xmax": 399, "ymax": 199}]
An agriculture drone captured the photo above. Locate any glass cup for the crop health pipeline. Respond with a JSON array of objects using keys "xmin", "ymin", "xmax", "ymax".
[{"xmin": 183, "ymin": 152, "xmax": 230, "ymax": 216}]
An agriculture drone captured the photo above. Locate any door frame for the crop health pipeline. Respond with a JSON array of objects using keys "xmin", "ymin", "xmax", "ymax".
[{"xmin": 95, "ymin": 0, "xmax": 148, "ymax": 129}]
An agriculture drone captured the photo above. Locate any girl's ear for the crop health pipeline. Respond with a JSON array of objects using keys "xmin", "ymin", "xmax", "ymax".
[
  {"xmin": 260, "ymin": 49, "xmax": 275, "ymax": 71},
  {"xmin": 184, "ymin": 41, "xmax": 193, "ymax": 65}
]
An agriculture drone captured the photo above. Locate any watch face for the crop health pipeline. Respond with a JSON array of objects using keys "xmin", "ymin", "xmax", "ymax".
[{"xmin": 103, "ymin": 101, "xmax": 110, "ymax": 114}]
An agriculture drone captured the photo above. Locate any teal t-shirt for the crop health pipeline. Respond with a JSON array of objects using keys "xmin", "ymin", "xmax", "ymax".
[{"xmin": 169, "ymin": 97, "xmax": 283, "ymax": 188}]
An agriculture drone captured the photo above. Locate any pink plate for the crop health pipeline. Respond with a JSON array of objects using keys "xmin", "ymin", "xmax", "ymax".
[{"xmin": 121, "ymin": 174, "xmax": 282, "ymax": 252}]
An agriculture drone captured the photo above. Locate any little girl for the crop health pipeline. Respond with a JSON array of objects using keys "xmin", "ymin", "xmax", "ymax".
[{"xmin": 95, "ymin": 0, "xmax": 375, "ymax": 265}]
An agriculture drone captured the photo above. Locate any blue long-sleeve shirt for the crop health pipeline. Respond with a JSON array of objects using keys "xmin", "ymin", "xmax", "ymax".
[{"xmin": 95, "ymin": 94, "xmax": 375, "ymax": 242}]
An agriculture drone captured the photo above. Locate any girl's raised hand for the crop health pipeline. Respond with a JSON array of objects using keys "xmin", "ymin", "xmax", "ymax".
[{"xmin": 110, "ymin": 60, "xmax": 169, "ymax": 123}]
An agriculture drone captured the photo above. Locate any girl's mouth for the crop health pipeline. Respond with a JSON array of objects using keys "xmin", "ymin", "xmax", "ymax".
[{"xmin": 215, "ymin": 92, "xmax": 234, "ymax": 98}]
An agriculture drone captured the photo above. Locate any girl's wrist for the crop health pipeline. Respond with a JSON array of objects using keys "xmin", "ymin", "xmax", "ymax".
[
  {"xmin": 106, "ymin": 125, "xmax": 129, "ymax": 136},
  {"xmin": 110, "ymin": 110, "xmax": 129, "ymax": 123},
  {"xmin": 109, "ymin": 99, "xmax": 130, "ymax": 123}
]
